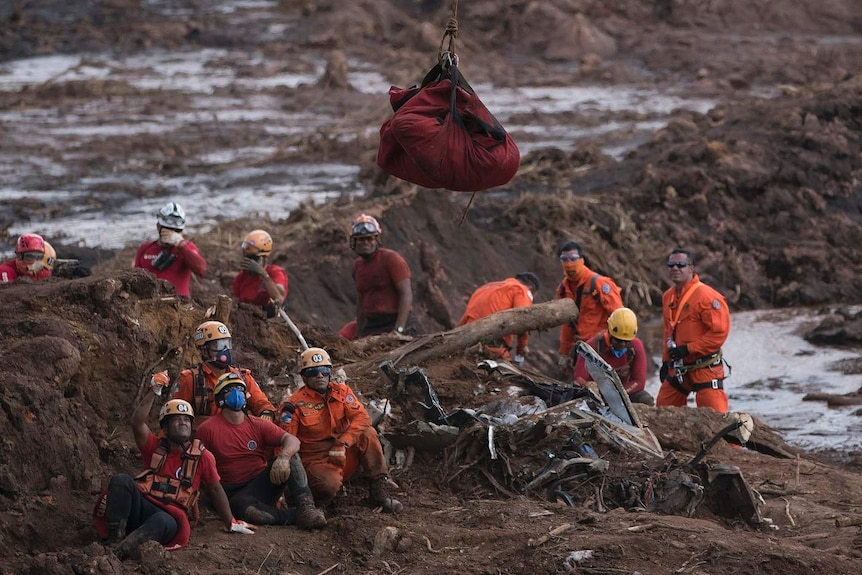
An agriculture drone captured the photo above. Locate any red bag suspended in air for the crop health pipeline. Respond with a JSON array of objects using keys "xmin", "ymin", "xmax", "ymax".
[{"xmin": 377, "ymin": 57, "xmax": 520, "ymax": 192}]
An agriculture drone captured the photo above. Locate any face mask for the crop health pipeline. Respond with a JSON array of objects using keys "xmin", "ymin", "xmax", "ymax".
[
  {"xmin": 223, "ymin": 387, "xmax": 247, "ymax": 411},
  {"xmin": 562, "ymin": 259, "xmax": 585, "ymax": 279},
  {"xmin": 211, "ymin": 348, "xmax": 232, "ymax": 369},
  {"xmin": 611, "ymin": 347, "xmax": 627, "ymax": 358}
]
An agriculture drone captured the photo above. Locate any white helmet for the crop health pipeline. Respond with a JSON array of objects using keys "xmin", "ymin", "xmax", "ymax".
[{"xmin": 157, "ymin": 202, "xmax": 186, "ymax": 230}]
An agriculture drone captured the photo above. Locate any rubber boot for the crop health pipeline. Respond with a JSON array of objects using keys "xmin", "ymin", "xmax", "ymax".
[
  {"xmin": 114, "ymin": 522, "xmax": 161, "ymax": 560},
  {"xmin": 295, "ymin": 491, "xmax": 327, "ymax": 529},
  {"xmin": 369, "ymin": 475, "xmax": 403, "ymax": 514},
  {"xmin": 105, "ymin": 520, "xmax": 127, "ymax": 545}
]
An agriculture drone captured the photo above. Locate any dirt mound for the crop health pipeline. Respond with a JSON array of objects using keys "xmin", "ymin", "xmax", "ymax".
[{"xmin": 3, "ymin": 275, "xmax": 862, "ymax": 574}]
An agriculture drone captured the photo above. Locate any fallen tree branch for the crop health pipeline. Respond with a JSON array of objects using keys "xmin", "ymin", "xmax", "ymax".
[{"xmin": 346, "ymin": 299, "xmax": 578, "ymax": 371}]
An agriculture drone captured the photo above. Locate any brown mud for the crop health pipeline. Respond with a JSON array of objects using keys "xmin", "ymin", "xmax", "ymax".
[{"xmin": 3, "ymin": 1, "xmax": 862, "ymax": 574}]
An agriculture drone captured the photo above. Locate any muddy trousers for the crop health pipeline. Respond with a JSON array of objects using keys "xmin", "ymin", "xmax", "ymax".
[
  {"xmin": 105, "ymin": 474, "xmax": 177, "ymax": 545},
  {"xmin": 223, "ymin": 454, "xmax": 310, "ymax": 525},
  {"xmin": 304, "ymin": 427, "xmax": 388, "ymax": 503}
]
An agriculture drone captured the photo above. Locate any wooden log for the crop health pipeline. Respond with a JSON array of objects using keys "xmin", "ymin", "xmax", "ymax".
[{"xmin": 365, "ymin": 298, "xmax": 578, "ymax": 368}]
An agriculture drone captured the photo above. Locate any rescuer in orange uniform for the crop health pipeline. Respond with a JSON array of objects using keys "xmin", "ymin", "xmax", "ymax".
[
  {"xmin": 457, "ymin": 272, "xmax": 540, "ymax": 364},
  {"xmin": 554, "ymin": 240, "xmax": 623, "ymax": 376},
  {"xmin": 170, "ymin": 321, "xmax": 277, "ymax": 424},
  {"xmin": 657, "ymin": 249, "xmax": 731, "ymax": 412},
  {"xmin": 280, "ymin": 348, "xmax": 402, "ymax": 513}
]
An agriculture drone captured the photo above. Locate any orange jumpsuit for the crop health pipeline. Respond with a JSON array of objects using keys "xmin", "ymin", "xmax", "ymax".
[
  {"xmin": 555, "ymin": 267, "xmax": 623, "ymax": 355},
  {"xmin": 281, "ymin": 383, "xmax": 386, "ymax": 502},
  {"xmin": 657, "ymin": 274, "xmax": 731, "ymax": 412},
  {"xmin": 172, "ymin": 363, "xmax": 276, "ymax": 425},
  {"xmin": 458, "ymin": 277, "xmax": 533, "ymax": 359}
]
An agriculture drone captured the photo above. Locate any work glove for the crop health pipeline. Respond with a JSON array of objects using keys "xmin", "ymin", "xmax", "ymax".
[
  {"xmin": 269, "ymin": 456, "xmax": 292, "ymax": 484},
  {"xmin": 226, "ymin": 519, "xmax": 256, "ymax": 534},
  {"xmin": 159, "ymin": 228, "xmax": 183, "ymax": 246},
  {"xmin": 513, "ymin": 355, "xmax": 525, "ymax": 366},
  {"xmin": 328, "ymin": 444, "xmax": 347, "ymax": 468},
  {"xmin": 668, "ymin": 344, "xmax": 689, "ymax": 362},
  {"xmin": 150, "ymin": 370, "xmax": 171, "ymax": 396},
  {"xmin": 240, "ymin": 257, "xmax": 268, "ymax": 278},
  {"xmin": 659, "ymin": 362, "xmax": 669, "ymax": 383}
]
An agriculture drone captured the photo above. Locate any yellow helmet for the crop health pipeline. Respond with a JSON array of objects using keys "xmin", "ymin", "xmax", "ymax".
[
  {"xmin": 607, "ymin": 307, "xmax": 638, "ymax": 341},
  {"xmin": 213, "ymin": 372, "xmax": 246, "ymax": 397},
  {"xmin": 42, "ymin": 241, "xmax": 57, "ymax": 271},
  {"xmin": 194, "ymin": 321, "xmax": 231, "ymax": 347},
  {"xmin": 158, "ymin": 399, "xmax": 194, "ymax": 424},
  {"xmin": 241, "ymin": 229, "xmax": 273, "ymax": 256},
  {"xmin": 299, "ymin": 347, "xmax": 332, "ymax": 371}
]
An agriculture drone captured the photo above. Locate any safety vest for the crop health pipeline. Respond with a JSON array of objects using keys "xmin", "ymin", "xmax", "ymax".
[{"xmin": 134, "ymin": 438, "xmax": 203, "ymax": 511}]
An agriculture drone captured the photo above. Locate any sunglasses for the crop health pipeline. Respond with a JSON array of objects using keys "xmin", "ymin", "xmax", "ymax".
[
  {"xmin": 302, "ymin": 366, "xmax": 331, "ymax": 378},
  {"xmin": 18, "ymin": 252, "xmax": 44, "ymax": 261},
  {"xmin": 667, "ymin": 262, "xmax": 691, "ymax": 269},
  {"xmin": 559, "ymin": 255, "xmax": 582, "ymax": 263}
]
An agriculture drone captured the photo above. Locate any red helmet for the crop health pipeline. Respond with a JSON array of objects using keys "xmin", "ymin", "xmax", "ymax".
[
  {"xmin": 16, "ymin": 234, "xmax": 45, "ymax": 255},
  {"xmin": 350, "ymin": 214, "xmax": 381, "ymax": 238}
]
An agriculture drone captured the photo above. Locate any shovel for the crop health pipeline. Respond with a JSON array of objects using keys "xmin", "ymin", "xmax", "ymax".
[{"xmin": 276, "ymin": 307, "xmax": 309, "ymax": 350}]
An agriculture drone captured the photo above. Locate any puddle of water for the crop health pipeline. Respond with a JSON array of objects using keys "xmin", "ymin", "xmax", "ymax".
[
  {"xmin": 5, "ymin": 163, "xmax": 362, "ymax": 249},
  {"xmin": 646, "ymin": 308, "xmax": 862, "ymax": 452}
]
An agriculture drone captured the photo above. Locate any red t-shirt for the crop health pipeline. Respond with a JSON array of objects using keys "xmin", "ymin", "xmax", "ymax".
[
  {"xmin": 0, "ymin": 260, "xmax": 51, "ymax": 283},
  {"xmin": 352, "ymin": 248, "xmax": 411, "ymax": 316},
  {"xmin": 140, "ymin": 431, "xmax": 220, "ymax": 490},
  {"xmin": 133, "ymin": 240, "xmax": 206, "ymax": 298},
  {"xmin": 231, "ymin": 265, "xmax": 288, "ymax": 307},
  {"xmin": 195, "ymin": 414, "xmax": 287, "ymax": 485},
  {"xmin": 573, "ymin": 331, "xmax": 648, "ymax": 395}
]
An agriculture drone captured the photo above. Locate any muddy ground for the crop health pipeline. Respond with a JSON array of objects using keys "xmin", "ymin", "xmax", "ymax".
[{"xmin": 3, "ymin": 1, "xmax": 862, "ymax": 574}]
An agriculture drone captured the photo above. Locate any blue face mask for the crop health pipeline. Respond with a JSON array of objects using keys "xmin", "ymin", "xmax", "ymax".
[
  {"xmin": 611, "ymin": 347, "xmax": 627, "ymax": 358},
  {"xmin": 211, "ymin": 348, "xmax": 232, "ymax": 369},
  {"xmin": 223, "ymin": 387, "xmax": 247, "ymax": 411}
]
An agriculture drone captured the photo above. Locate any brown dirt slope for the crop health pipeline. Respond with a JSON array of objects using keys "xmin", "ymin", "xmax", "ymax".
[{"xmin": 2, "ymin": 272, "xmax": 862, "ymax": 575}]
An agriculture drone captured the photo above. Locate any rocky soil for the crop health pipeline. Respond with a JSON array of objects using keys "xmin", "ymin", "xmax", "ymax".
[{"xmin": 2, "ymin": 1, "xmax": 862, "ymax": 574}]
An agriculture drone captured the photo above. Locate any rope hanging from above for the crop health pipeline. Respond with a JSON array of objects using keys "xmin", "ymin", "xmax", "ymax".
[{"xmin": 437, "ymin": 0, "xmax": 459, "ymax": 61}]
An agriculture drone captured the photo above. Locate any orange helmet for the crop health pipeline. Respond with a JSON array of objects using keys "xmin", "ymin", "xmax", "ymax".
[
  {"xmin": 194, "ymin": 321, "xmax": 231, "ymax": 347},
  {"xmin": 158, "ymin": 399, "xmax": 194, "ymax": 424},
  {"xmin": 350, "ymin": 214, "xmax": 381, "ymax": 238},
  {"xmin": 299, "ymin": 347, "xmax": 332, "ymax": 371},
  {"xmin": 42, "ymin": 241, "xmax": 57, "ymax": 271},
  {"xmin": 16, "ymin": 234, "xmax": 45, "ymax": 255},
  {"xmin": 241, "ymin": 230, "xmax": 273, "ymax": 256}
]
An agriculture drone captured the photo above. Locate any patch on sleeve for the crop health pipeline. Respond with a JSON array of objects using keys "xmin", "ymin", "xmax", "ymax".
[
  {"xmin": 712, "ymin": 299, "xmax": 721, "ymax": 309},
  {"xmin": 346, "ymin": 394, "xmax": 355, "ymax": 403},
  {"xmin": 601, "ymin": 284, "xmax": 611, "ymax": 294}
]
